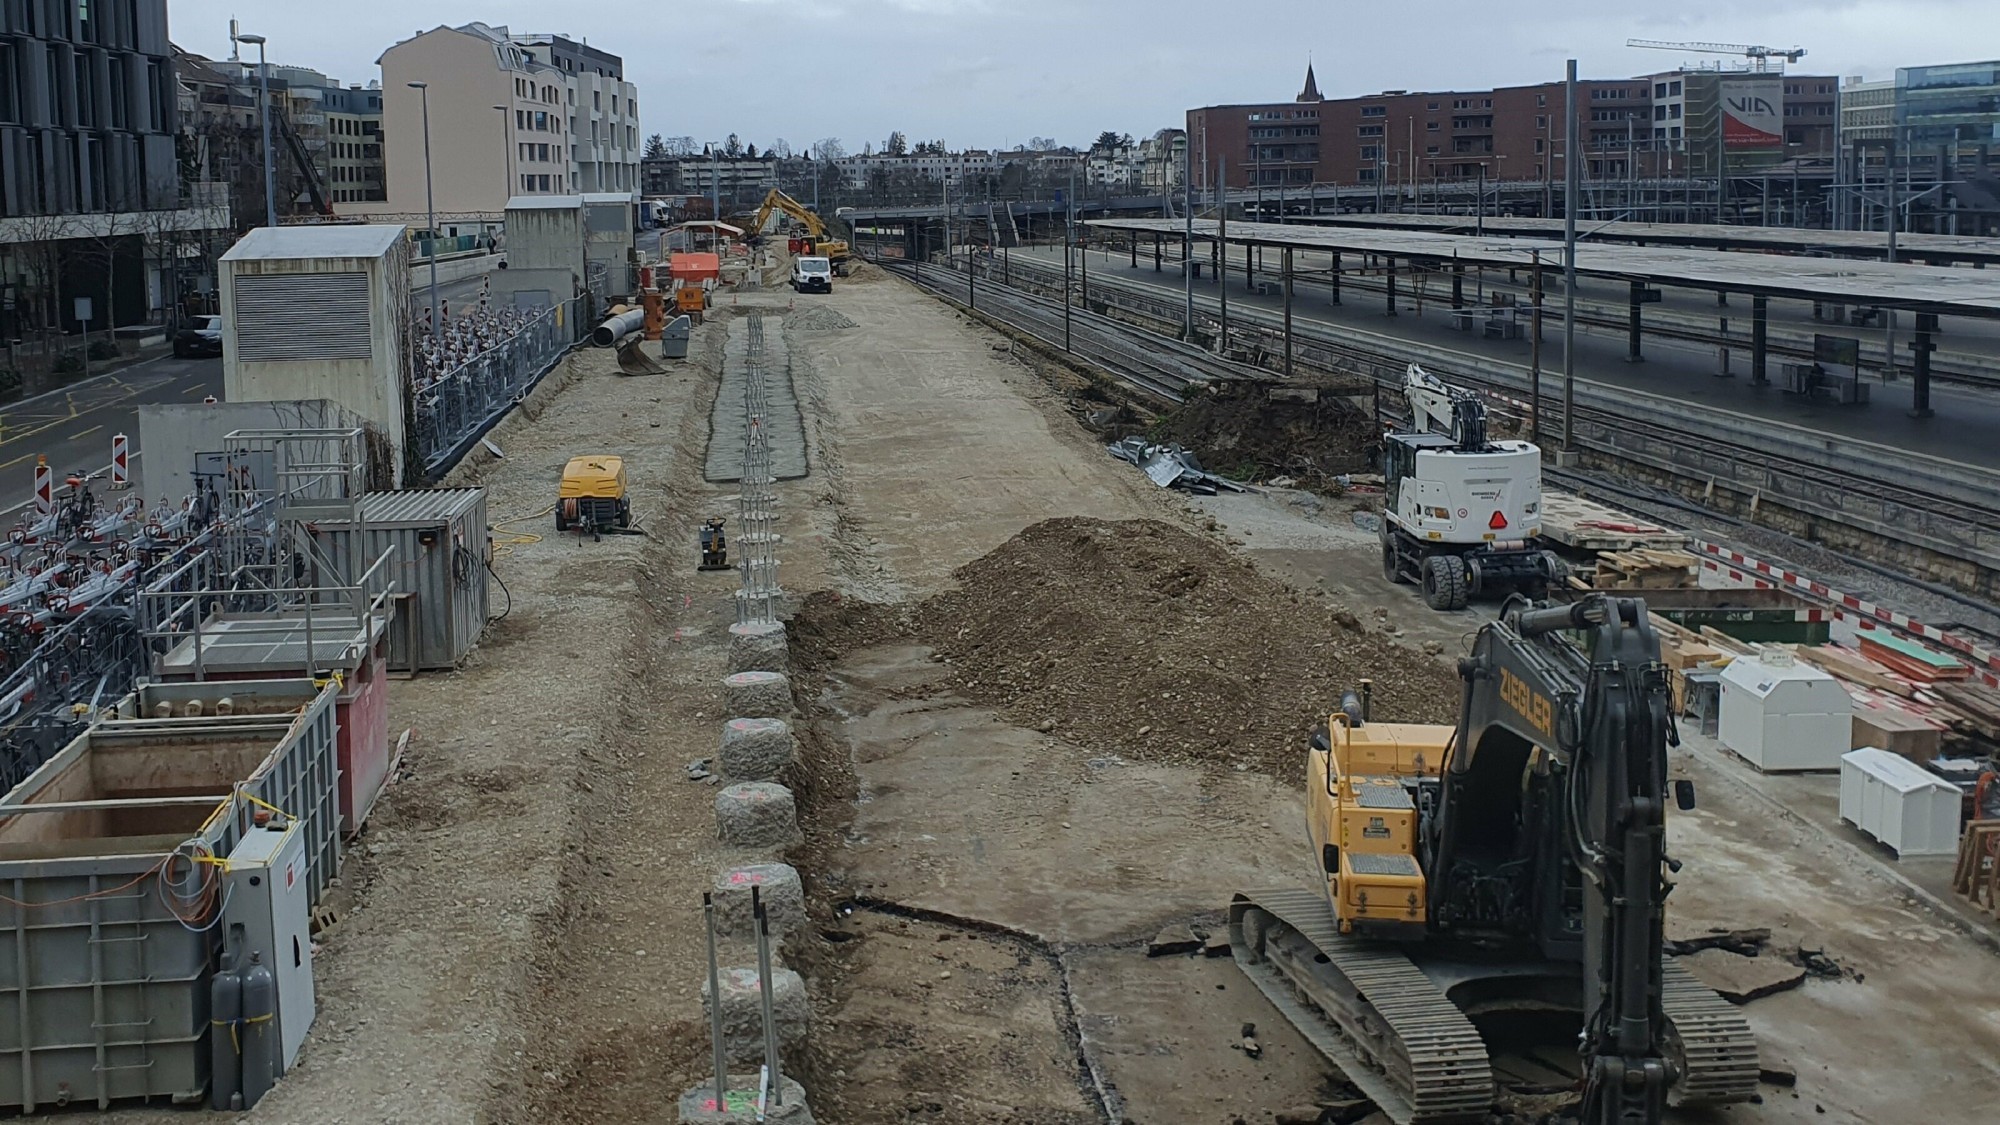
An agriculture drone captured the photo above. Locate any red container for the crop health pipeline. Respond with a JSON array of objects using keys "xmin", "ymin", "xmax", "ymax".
[
  {"xmin": 158, "ymin": 634, "xmax": 392, "ymax": 837},
  {"xmin": 670, "ymin": 253, "xmax": 722, "ymax": 284}
]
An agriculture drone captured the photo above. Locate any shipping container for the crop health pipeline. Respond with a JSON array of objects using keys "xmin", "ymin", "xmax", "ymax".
[
  {"xmin": 317, "ymin": 488, "xmax": 490, "ymax": 673},
  {"xmin": 0, "ymin": 681, "xmax": 339, "ymax": 1110}
]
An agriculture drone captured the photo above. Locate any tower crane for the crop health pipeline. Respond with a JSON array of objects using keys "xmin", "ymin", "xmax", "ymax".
[{"xmin": 1626, "ymin": 39, "xmax": 1806, "ymax": 72}]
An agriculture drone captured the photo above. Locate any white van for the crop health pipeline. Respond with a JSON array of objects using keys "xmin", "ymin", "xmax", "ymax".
[{"xmin": 791, "ymin": 256, "xmax": 833, "ymax": 294}]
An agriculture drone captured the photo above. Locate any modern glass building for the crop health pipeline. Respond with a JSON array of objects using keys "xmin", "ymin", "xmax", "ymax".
[{"xmin": 1895, "ymin": 61, "xmax": 2000, "ymax": 151}]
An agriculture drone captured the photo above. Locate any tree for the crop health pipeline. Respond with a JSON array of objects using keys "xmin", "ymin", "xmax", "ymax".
[
  {"xmin": 724, "ymin": 133, "xmax": 743, "ymax": 158},
  {"xmin": 745, "ymin": 142, "xmax": 759, "ymax": 159},
  {"xmin": 812, "ymin": 137, "xmax": 846, "ymax": 163},
  {"xmin": 1029, "ymin": 136, "xmax": 1058, "ymax": 152},
  {"xmin": 643, "ymin": 133, "xmax": 668, "ymax": 160},
  {"xmin": 769, "ymin": 137, "xmax": 792, "ymax": 160},
  {"xmin": 12, "ymin": 213, "xmax": 76, "ymax": 361},
  {"xmin": 885, "ymin": 131, "xmax": 908, "ymax": 156},
  {"xmin": 664, "ymin": 135, "xmax": 698, "ymax": 157},
  {"xmin": 1094, "ymin": 130, "xmax": 1123, "ymax": 152}
]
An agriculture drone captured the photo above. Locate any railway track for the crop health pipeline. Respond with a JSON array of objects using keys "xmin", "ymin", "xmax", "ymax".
[
  {"xmin": 1011, "ymin": 244, "xmax": 2000, "ymax": 391},
  {"xmin": 887, "ymin": 251, "xmax": 2000, "ymax": 589},
  {"xmin": 878, "ymin": 257, "xmax": 1263, "ymax": 404}
]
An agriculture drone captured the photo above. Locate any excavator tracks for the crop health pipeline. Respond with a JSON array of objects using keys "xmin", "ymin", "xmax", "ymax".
[
  {"xmin": 1229, "ymin": 889, "xmax": 1761, "ymax": 1123},
  {"xmin": 1660, "ymin": 960, "xmax": 1761, "ymax": 1106},
  {"xmin": 1229, "ymin": 889, "xmax": 1492, "ymax": 1124}
]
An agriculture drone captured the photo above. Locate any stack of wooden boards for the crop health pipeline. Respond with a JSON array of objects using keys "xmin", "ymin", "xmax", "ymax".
[
  {"xmin": 1647, "ymin": 614, "xmax": 1992, "ymax": 767},
  {"xmin": 1789, "ymin": 639, "xmax": 1997, "ymax": 764},
  {"xmin": 1649, "ymin": 614, "xmax": 1728, "ymax": 711},
  {"xmin": 1588, "ymin": 549, "xmax": 1702, "ymax": 591}
]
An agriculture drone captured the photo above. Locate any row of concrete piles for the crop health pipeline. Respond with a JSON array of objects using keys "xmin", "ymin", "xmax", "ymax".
[{"xmin": 681, "ymin": 313, "xmax": 815, "ymax": 1123}]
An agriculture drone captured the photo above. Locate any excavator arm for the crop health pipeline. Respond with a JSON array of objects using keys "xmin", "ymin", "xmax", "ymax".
[
  {"xmin": 1402, "ymin": 363, "xmax": 1489, "ymax": 451},
  {"xmin": 1430, "ymin": 595, "xmax": 1680, "ymax": 1124},
  {"xmin": 743, "ymin": 189, "xmax": 825, "ymax": 239}
]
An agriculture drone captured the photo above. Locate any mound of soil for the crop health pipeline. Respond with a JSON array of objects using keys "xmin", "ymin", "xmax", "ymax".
[
  {"xmin": 794, "ymin": 517, "xmax": 1460, "ymax": 780},
  {"xmin": 1147, "ymin": 382, "xmax": 1376, "ymax": 489}
]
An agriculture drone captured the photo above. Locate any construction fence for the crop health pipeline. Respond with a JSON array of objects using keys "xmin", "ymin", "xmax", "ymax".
[{"xmin": 410, "ymin": 295, "xmax": 585, "ymax": 475}]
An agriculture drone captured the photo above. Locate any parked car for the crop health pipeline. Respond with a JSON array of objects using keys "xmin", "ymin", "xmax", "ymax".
[{"xmin": 173, "ymin": 315, "xmax": 223, "ymax": 358}]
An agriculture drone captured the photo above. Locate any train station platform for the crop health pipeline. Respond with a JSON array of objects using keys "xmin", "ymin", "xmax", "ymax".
[{"xmin": 1008, "ymin": 242, "xmax": 2000, "ymax": 473}]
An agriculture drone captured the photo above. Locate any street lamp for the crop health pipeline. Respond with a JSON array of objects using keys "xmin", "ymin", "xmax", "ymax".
[
  {"xmin": 236, "ymin": 33, "xmax": 275, "ymax": 227},
  {"xmin": 408, "ymin": 81, "xmax": 440, "ymax": 341}
]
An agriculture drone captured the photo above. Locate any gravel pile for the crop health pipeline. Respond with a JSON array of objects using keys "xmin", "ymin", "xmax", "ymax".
[
  {"xmin": 789, "ymin": 306, "xmax": 859, "ymax": 331},
  {"xmin": 793, "ymin": 517, "xmax": 1461, "ymax": 779}
]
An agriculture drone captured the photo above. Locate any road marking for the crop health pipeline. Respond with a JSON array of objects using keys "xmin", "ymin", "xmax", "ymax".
[
  {"xmin": 0, "ymin": 453, "xmax": 34, "ymax": 471},
  {"xmin": 69, "ymin": 425, "xmax": 102, "ymax": 441}
]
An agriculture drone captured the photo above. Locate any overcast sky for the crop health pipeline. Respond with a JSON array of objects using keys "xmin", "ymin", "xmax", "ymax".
[{"xmin": 175, "ymin": 1, "xmax": 1998, "ymax": 150}]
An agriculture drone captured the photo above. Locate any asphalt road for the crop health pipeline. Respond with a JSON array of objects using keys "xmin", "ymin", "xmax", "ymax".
[
  {"xmin": 0, "ymin": 268, "xmax": 502, "ymax": 517},
  {"xmin": 0, "ymin": 352, "xmax": 223, "ymax": 513}
]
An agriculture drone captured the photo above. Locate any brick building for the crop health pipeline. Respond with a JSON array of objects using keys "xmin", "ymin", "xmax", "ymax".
[{"xmin": 1188, "ymin": 63, "xmax": 1837, "ymax": 194}]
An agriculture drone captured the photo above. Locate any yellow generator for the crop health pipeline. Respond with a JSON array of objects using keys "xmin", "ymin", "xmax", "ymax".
[
  {"xmin": 1307, "ymin": 684, "xmax": 1446, "ymax": 938},
  {"xmin": 557, "ymin": 456, "xmax": 631, "ymax": 534}
]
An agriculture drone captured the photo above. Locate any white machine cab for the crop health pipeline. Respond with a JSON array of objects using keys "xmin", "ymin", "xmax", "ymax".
[{"xmin": 1380, "ymin": 364, "xmax": 1564, "ymax": 610}]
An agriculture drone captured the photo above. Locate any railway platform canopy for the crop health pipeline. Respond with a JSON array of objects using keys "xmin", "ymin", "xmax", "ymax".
[
  {"xmin": 1086, "ymin": 217, "xmax": 2000, "ymax": 418},
  {"xmin": 1296, "ymin": 213, "xmax": 2000, "ymax": 268}
]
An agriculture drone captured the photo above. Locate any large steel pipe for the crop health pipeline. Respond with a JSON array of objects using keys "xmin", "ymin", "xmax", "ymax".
[{"xmin": 592, "ymin": 308, "xmax": 645, "ymax": 347}]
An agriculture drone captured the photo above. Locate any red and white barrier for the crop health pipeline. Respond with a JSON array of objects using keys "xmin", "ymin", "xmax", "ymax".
[
  {"xmin": 1695, "ymin": 539, "xmax": 2000, "ymax": 688},
  {"xmin": 110, "ymin": 433, "xmax": 130, "ymax": 490},
  {"xmin": 32, "ymin": 456, "xmax": 51, "ymax": 518}
]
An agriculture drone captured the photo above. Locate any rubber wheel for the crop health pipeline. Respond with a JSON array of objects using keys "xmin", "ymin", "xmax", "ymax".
[
  {"xmin": 618, "ymin": 501, "xmax": 631, "ymax": 529},
  {"xmin": 555, "ymin": 510, "xmax": 569, "ymax": 532},
  {"xmin": 1382, "ymin": 530, "xmax": 1407, "ymax": 584},
  {"xmin": 1421, "ymin": 554, "xmax": 1470, "ymax": 611}
]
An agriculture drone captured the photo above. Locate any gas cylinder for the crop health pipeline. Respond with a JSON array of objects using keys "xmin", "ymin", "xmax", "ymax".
[
  {"xmin": 208, "ymin": 964, "xmax": 242, "ymax": 1111},
  {"xmin": 240, "ymin": 953, "xmax": 277, "ymax": 1107}
]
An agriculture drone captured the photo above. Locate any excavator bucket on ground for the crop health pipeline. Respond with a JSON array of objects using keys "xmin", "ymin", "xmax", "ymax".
[{"xmin": 617, "ymin": 336, "xmax": 667, "ymax": 376}]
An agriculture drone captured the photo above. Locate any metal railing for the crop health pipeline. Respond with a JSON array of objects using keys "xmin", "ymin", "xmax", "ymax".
[
  {"xmin": 136, "ymin": 546, "xmax": 398, "ymax": 680},
  {"xmin": 411, "ymin": 297, "xmax": 584, "ymax": 475}
]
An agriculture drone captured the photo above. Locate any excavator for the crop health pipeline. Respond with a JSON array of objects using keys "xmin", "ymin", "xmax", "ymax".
[
  {"xmin": 740, "ymin": 189, "xmax": 851, "ymax": 274},
  {"xmin": 1230, "ymin": 594, "xmax": 1759, "ymax": 1124},
  {"xmin": 1381, "ymin": 364, "xmax": 1565, "ymax": 611}
]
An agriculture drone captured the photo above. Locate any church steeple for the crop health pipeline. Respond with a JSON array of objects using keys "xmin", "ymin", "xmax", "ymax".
[{"xmin": 1297, "ymin": 59, "xmax": 1322, "ymax": 102}]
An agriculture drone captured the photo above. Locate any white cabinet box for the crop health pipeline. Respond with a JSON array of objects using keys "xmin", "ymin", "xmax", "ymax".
[
  {"xmin": 1719, "ymin": 649, "xmax": 1852, "ymax": 772},
  {"xmin": 1840, "ymin": 748, "xmax": 1961, "ymax": 857}
]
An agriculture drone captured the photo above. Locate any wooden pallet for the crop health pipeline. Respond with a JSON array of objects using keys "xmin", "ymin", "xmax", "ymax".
[
  {"xmin": 1540, "ymin": 493, "xmax": 1691, "ymax": 552},
  {"xmin": 1952, "ymin": 821, "xmax": 2000, "ymax": 919},
  {"xmin": 1593, "ymin": 548, "xmax": 1701, "ymax": 590}
]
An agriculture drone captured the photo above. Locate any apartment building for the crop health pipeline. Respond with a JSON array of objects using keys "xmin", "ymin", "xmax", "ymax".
[
  {"xmin": 509, "ymin": 34, "xmax": 640, "ymax": 195},
  {"xmin": 367, "ymin": 22, "xmax": 638, "ymax": 223},
  {"xmin": 656, "ymin": 156, "xmax": 777, "ymax": 207},
  {"xmin": 1189, "ymin": 63, "xmax": 1836, "ymax": 192},
  {"xmin": 1138, "ymin": 129, "xmax": 1188, "ymax": 193},
  {"xmin": 319, "ymin": 83, "xmax": 385, "ymax": 205}
]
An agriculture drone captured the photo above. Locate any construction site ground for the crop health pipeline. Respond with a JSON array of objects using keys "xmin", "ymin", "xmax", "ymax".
[{"xmin": 159, "ymin": 264, "xmax": 2000, "ymax": 1124}]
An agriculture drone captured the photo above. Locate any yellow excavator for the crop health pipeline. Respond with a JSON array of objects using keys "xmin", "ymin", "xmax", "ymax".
[
  {"xmin": 1230, "ymin": 594, "xmax": 1760, "ymax": 1124},
  {"xmin": 741, "ymin": 189, "xmax": 851, "ymax": 274}
]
